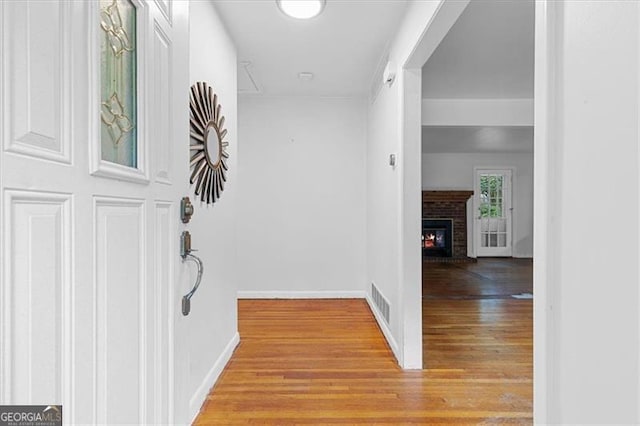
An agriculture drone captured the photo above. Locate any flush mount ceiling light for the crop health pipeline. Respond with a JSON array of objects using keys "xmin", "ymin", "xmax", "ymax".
[{"xmin": 276, "ymin": 0, "xmax": 326, "ymax": 19}]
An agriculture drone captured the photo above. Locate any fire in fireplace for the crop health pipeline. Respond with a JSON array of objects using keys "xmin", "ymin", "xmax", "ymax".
[
  {"xmin": 422, "ymin": 218, "xmax": 453, "ymax": 257},
  {"xmin": 423, "ymin": 230, "xmax": 445, "ymax": 248}
]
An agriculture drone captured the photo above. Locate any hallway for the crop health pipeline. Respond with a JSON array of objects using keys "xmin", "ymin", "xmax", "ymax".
[
  {"xmin": 195, "ymin": 298, "xmax": 532, "ymax": 424},
  {"xmin": 1, "ymin": 0, "xmax": 639, "ymax": 423}
]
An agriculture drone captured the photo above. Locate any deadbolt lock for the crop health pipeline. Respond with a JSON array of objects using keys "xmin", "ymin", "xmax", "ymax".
[{"xmin": 181, "ymin": 197, "xmax": 194, "ymax": 223}]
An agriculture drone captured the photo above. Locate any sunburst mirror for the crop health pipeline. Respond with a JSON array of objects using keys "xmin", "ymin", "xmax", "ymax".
[{"xmin": 189, "ymin": 82, "xmax": 229, "ymax": 204}]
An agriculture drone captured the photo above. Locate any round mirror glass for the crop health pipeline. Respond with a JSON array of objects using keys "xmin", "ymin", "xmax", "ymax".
[{"xmin": 204, "ymin": 122, "xmax": 221, "ymax": 166}]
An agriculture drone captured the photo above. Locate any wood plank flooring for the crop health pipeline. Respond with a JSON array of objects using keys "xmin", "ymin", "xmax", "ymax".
[
  {"xmin": 195, "ymin": 291, "xmax": 532, "ymax": 424},
  {"xmin": 424, "ymin": 258, "xmax": 533, "ymax": 299}
]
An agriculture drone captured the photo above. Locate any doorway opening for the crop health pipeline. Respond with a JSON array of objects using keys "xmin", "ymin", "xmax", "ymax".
[{"xmin": 418, "ymin": 0, "xmax": 534, "ymax": 419}]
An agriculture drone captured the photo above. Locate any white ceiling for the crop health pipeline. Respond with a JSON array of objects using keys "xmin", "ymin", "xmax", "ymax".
[
  {"xmin": 214, "ymin": 0, "xmax": 408, "ymax": 97},
  {"xmin": 422, "ymin": 126, "xmax": 533, "ymax": 154},
  {"xmin": 422, "ymin": 0, "xmax": 534, "ymax": 99}
]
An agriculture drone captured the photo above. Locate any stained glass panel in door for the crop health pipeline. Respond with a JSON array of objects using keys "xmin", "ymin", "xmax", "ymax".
[{"xmin": 100, "ymin": 0, "xmax": 137, "ymax": 167}]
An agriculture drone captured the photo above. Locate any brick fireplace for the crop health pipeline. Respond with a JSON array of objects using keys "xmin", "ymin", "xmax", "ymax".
[{"xmin": 422, "ymin": 190, "xmax": 474, "ymax": 261}]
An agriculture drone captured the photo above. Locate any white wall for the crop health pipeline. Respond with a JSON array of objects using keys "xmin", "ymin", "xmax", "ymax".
[
  {"xmin": 421, "ymin": 152, "xmax": 533, "ymax": 257},
  {"xmin": 178, "ymin": 2, "xmax": 239, "ymax": 423},
  {"xmin": 535, "ymin": 1, "xmax": 640, "ymax": 423},
  {"xmin": 366, "ymin": 1, "xmax": 445, "ymax": 368},
  {"xmin": 367, "ymin": 75, "xmax": 402, "ymax": 356},
  {"xmin": 236, "ymin": 97, "xmax": 367, "ymax": 297}
]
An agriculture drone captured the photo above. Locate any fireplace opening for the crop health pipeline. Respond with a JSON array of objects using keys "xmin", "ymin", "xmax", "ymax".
[{"xmin": 422, "ymin": 218, "xmax": 453, "ymax": 257}]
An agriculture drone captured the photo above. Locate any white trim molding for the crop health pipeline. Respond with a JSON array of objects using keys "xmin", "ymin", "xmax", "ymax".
[
  {"xmin": 399, "ymin": 68, "xmax": 424, "ymax": 370},
  {"xmin": 153, "ymin": 200, "xmax": 174, "ymax": 425},
  {"xmin": 533, "ymin": 0, "xmax": 557, "ymax": 422},
  {"xmin": 153, "ymin": 0, "xmax": 172, "ymax": 26},
  {"xmin": 405, "ymin": 0, "xmax": 470, "ymax": 69},
  {"xmin": 237, "ymin": 291, "xmax": 366, "ymax": 299},
  {"xmin": 637, "ymin": 2, "xmax": 640, "ymax": 423},
  {"xmin": 189, "ymin": 332, "xmax": 240, "ymax": 424}
]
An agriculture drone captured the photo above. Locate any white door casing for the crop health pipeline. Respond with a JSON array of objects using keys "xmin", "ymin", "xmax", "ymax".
[
  {"xmin": 0, "ymin": 1, "xmax": 189, "ymax": 424},
  {"xmin": 474, "ymin": 168, "xmax": 513, "ymax": 257}
]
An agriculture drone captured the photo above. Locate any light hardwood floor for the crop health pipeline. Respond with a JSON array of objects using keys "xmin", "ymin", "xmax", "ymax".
[{"xmin": 195, "ymin": 294, "xmax": 532, "ymax": 424}]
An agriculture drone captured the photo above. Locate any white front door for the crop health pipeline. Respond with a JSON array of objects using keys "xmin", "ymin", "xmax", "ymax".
[
  {"xmin": 0, "ymin": 1, "xmax": 189, "ymax": 424},
  {"xmin": 475, "ymin": 169, "xmax": 513, "ymax": 257}
]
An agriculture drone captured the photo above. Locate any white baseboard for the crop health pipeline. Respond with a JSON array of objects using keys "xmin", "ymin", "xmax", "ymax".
[
  {"xmin": 189, "ymin": 332, "xmax": 240, "ymax": 423},
  {"xmin": 365, "ymin": 294, "xmax": 401, "ymax": 365},
  {"xmin": 237, "ymin": 290, "xmax": 366, "ymax": 299}
]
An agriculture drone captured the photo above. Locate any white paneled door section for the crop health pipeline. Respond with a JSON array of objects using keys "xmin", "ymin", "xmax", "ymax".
[
  {"xmin": 0, "ymin": 1, "xmax": 189, "ymax": 424},
  {"xmin": 1, "ymin": 0, "xmax": 71, "ymax": 163},
  {"xmin": 94, "ymin": 198, "xmax": 145, "ymax": 425},
  {"xmin": 2, "ymin": 191, "xmax": 72, "ymax": 407}
]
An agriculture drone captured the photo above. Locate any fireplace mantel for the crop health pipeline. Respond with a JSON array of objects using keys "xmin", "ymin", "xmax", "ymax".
[{"xmin": 422, "ymin": 190, "xmax": 474, "ymax": 203}]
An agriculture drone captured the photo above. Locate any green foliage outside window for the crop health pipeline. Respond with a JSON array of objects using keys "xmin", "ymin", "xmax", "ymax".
[{"xmin": 479, "ymin": 175, "xmax": 503, "ymax": 218}]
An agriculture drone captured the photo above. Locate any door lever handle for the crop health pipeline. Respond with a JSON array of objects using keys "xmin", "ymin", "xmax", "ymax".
[
  {"xmin": 180, "ymin": 230, "xmax": 203, "ymax": 316},
  {"xmin": 182, "ymin": 252, "xmax": 203, "ymax": 316}
]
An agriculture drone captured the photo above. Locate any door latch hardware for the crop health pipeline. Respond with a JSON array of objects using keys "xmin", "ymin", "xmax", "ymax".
[
  {"xmin": 180, "ymin": 230, "xmax": 192, "ymax": 258},
  {"xmin": 180, "ymin": 231, "xmax": 203, "ymax": 316}
]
